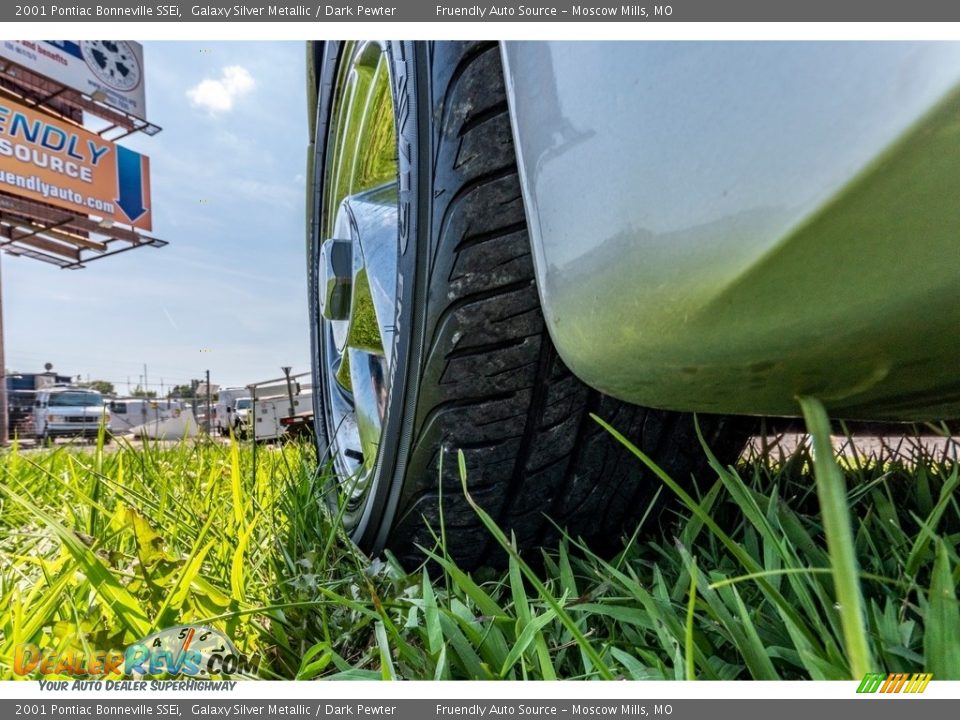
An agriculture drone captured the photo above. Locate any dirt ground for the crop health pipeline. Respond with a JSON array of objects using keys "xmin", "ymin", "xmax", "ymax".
[{"xmin": 745, "ymin": 432, "xmax": 960, "ymax": 464}]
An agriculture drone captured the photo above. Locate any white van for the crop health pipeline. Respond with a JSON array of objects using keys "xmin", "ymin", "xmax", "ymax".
[
  {"xmin": 214, "ymin": 387, "xmax": 253, "ymax": 436},
  {"xmin": 232, "ymin": 397, "xmax": 253, "ymax": 436},
  {"xmin": 33, "ymin": 386, "xmax": 111, "ymax": 442}
]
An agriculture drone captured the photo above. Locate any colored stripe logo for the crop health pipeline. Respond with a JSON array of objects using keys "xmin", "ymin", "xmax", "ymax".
[
  {"xmin": 857, "ymin": 672, "xmax": 933, "ymax": 694},
  {"xmin": 115, "ymin": 144, "xmax": 148, "ymax": 222}
]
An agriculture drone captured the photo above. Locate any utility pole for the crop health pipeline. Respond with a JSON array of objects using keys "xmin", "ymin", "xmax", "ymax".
[
  {"xmin": 281, "ymin": 366, "xmax": 296, "ymax": 417},
  {"xmin": 205, "ymin": 369, "xmax": 211, "ymax": 435},
  {"xmin": 0, "ymin": 254, "xmax": 7, "ymax": 447},
  {"xmin": 190, "ymin": 378, "xmax": 199, "ymax": 424}
]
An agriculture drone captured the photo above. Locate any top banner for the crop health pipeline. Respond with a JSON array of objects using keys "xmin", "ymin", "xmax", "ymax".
[
  {"xmin": 4, "ymin": 0, "xmax": 960, "ymax": 22},
  {"xmin": 0, "ymin": 40, "xmax": 147, "ymax": 120}
]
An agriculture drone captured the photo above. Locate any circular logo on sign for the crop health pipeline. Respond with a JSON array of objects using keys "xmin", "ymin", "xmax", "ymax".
[{"xmin": 80, "ymin": 41, "xmax": 142, "ymax": 93}]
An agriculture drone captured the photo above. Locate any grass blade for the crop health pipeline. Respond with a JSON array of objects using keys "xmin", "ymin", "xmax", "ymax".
[
  {"xmin": 375, "ymin": 621, "xmax": 397, "ymax": 680},
  {"xmin": 685, "ymin": 556, "xmax": 697, "ymax": 680},
  {"xmin": 925, "ymin": 539, "xmax": 960, "ymax": 678},
  {"xmin": 798, "ymin": 396, "xmax": 874, "ymax": 678}
]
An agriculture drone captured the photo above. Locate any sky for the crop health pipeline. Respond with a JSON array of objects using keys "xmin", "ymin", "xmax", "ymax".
[{"xmin": 3, "ymin": 41, "xmax": 309, "ymax": 394}]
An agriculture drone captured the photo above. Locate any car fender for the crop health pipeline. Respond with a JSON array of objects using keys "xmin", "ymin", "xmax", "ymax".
[{"xmin": 501, "ymin": 41, "xmax": 960, "ymax": 420}]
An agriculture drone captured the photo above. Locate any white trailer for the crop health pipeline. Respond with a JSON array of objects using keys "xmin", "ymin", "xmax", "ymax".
[
  {"xmin": 252, "ymin": 391, "xmax": 313, "ymax": 442},
  {"xmin": 108, "ymin": 398, "xmax": 187, "ymax": 435},
  {"xmin": 246, "ymin": 372, "xmax": 312, "ymax": 442},
  {"xmin": 129, "ymin": 412, "xmax": 199, "ymax": 440}
]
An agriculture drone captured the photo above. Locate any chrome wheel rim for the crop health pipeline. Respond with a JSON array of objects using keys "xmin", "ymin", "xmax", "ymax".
[{"xmin": 318, "ymin": 41, "xmax": 399, "ymax": 514}]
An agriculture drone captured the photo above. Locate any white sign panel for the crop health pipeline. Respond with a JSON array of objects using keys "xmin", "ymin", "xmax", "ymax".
[{"xmin": 0, "ymin": 40, "xmax": 147, "ymax": 120}]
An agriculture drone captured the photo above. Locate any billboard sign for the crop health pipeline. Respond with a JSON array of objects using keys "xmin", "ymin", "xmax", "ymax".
[
  {"xmin": 0, "ymin": 96, "xmax": 152, "ymax": 230},
  {"xmin": 0, "ymin": 40, "xmax": 147, "ymax": 120}
]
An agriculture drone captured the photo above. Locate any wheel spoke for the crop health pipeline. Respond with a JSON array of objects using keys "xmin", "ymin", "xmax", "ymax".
[
  {"xmin": 352, "ymin": 52, "xmax": 396, "ymax": 193},
  {"xmin": 347, "ymin": 185, "xmax": 399, "ymax": 367},
  {"xmin": 348, "ymin": 347, "xmax": 387, "ymax": 476}
]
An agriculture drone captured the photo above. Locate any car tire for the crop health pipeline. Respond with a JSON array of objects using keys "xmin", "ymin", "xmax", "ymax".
[{"xmin": 309, "ymin": 41, "xmax": 751, "ymax": 569}]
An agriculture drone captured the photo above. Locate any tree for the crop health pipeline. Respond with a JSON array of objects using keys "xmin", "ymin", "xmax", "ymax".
[
  {"xmin": 84, "ymin": 380, "xmax": 115, "ymax": 395},
  {"xmin": 130, "ymin": 385, "xmax": 156, "ymax": 399},
  {"xmin": 167, "ymin": 384, "xmax": 194, "ymax": 399}
]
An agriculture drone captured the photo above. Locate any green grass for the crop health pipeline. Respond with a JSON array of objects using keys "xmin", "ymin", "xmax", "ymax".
[{"xmin": 0, "ymin": 404, "xmax": 958, "ymax": 681}]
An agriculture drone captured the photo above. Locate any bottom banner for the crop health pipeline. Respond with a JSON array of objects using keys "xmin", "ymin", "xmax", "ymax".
[{"xmin": 2, "ymin": 699, "xmax": 955, "ymax": 720}]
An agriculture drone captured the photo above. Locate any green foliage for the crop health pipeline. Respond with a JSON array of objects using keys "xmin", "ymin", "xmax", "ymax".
[
  {"xmin": 166, "ymin": 385, "xmax": 195, "ymax": 400},
  {"xmin": 81, "ymin": 380, "xmax": 115, "ymax": 396},
  {"xmin": 0, "ymin": 436, "xmax": 314, "ymax": 679},
  {"xmin": 129, "ymin": 386, "xmax": 157, "ymax": 399},
  {"xmin": 0, "ymin": 415, "xmax": 957, "ymax": 681}
]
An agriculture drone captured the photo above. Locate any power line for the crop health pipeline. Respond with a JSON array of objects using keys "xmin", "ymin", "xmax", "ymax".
[{"xmin": 8, "ymin": 376, "xmax": 200, "ymax": 389}]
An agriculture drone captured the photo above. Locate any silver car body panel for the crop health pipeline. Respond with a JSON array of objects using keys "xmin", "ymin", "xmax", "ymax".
[{"xmin": 501, "ymin": 41, "xmax": 960, "ymax": 419}]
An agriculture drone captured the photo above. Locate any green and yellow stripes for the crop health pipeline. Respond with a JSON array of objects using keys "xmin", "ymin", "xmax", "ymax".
[{"xmin": 857, "ymin": 672, "xmax": 933, "ymax": 694}]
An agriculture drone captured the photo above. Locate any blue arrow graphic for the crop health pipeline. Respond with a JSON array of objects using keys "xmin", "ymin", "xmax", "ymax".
[{"xmin": 115, "ymin": 145, "xmax": 147, "ymax": 223}]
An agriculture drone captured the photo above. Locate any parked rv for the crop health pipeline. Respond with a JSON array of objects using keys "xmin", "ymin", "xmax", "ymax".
[{"xmin": 33, "ymin": 386, "xmax": 110, "ymax": 442}]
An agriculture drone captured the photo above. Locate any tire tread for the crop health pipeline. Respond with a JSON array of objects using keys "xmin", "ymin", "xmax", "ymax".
[{"xmin": 384, "ymin": 42, "xmax": 750, "ymax": 568}]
